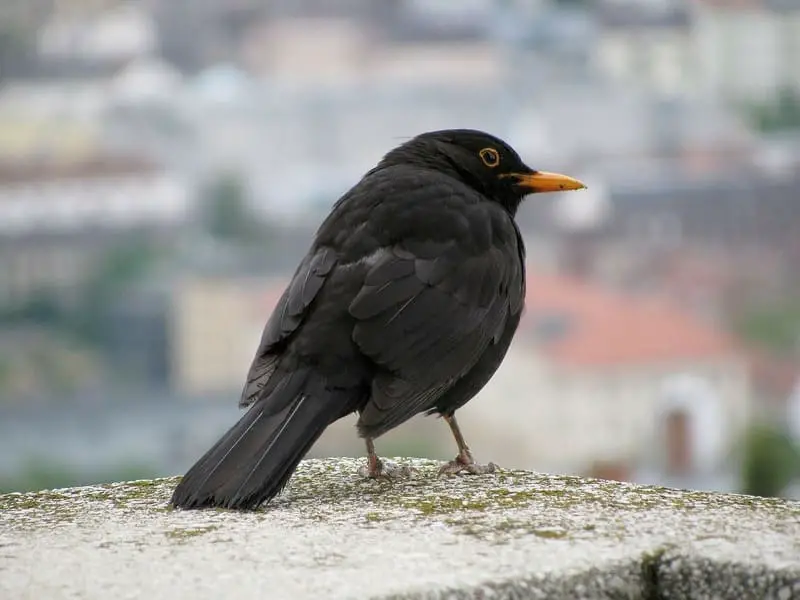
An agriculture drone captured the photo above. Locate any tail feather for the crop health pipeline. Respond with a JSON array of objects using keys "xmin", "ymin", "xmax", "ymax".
[{"xmin": 171, "ymin": 370, "xmax": 346, "ymax": 510}]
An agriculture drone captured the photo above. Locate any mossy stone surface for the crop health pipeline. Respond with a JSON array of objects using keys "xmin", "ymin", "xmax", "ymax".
[{"xmin": 1, "ymin": 458, "xmax": 799, "ymax": 599}]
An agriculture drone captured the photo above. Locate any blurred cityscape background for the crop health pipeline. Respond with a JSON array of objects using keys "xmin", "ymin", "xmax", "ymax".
[{"xmin": 0, "ymin": 0, "xmax": 799, "ymax": 500}]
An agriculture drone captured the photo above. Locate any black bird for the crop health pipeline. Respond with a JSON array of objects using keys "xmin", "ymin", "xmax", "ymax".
[{"xmin": 171, "ymin": 129, "xmax": 586, "ymax": 510}]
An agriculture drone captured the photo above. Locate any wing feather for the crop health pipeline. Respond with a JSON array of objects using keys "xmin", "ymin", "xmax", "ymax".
[
  {"xmin": 350, "ymin": 236, "xmax": 521, "ymax": 437},
  {"xmin": 239, "ymin": 247, "xmax": 337, "ymax": 407}
]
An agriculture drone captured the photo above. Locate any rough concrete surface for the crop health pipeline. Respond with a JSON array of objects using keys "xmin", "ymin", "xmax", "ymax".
[{"xmin": 1, "ymin": 458, "xmax": 798, "ymax": 600}]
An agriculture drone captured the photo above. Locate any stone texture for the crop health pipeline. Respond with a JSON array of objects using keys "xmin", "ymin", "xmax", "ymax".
[{"xmin": 0, "ymin": 458, "xmax": 798, "ymax": 599}]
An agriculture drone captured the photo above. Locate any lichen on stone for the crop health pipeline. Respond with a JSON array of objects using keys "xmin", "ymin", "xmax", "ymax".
[{"xmin": 1, "ymin": 457, "xmax": 799, "ymax": 599}]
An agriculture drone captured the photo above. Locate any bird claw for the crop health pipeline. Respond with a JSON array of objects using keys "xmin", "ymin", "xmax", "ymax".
[
  {"xmin": 438, "ymin": 455, "xmax": 498, "ymax": 476},
  {"xmin": 358, "ymin": 458, "xmax": 415, "ymax": 480}
]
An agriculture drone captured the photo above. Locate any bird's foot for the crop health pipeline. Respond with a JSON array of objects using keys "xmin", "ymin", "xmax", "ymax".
[
  {"xmin": 358, "ymin": 456, "xmax": 415, "ymax": 480},
  {"xmin": 438, "ymin": 451, "xmax": 497, "ymax": 476}
]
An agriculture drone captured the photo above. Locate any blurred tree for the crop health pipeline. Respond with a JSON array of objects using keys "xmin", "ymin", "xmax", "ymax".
[
  {"xmin": 734, "ymin": 298, "xmax": 800, "ymax": 356},
  {"xmin": 0, "ymin": 20, "xmax": 35, "ymax": 81},
  {"xmin": 0, "ymin": 457, "xmax": 158, "ymax": 494},
  {"xmin": 15, "ymin": 290, "xmax": 62, "ymax": 325},
  {"xmin": 202, "ymin": 172, "xmax": 260, "ymax": 242},
  {"xmin": 749, "ymin": 88, "xmax": 800, "ymax": 132},
  {"xmin": 0, "ymin": 290, "xmax": 62, "ymax": 326},
  {"xmin": 0, "ymin": 330, "xmax": 106, "ymax": 403},
  {"xmin": 0, "ymin": 357, "xmax": 9, "ymax": 389},
  {"xmin": 740, "ymin": 424, "xmax": 799, "ymax": 498},
  {"xmin": 73, "ymin": 235, "xmax": 161, "ymax": 345},
  {"xmin": 0, "ymin": 236, "xmax": 160, "ymax": 343}
]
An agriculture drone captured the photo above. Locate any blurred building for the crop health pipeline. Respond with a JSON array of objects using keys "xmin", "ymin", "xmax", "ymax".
[
  {"xmin": 604, "ymin": 167, "xmax": 800, "ymax": 305},
  {"xmin": 0, "ymin": 155, "xmax": 190, "ymax": 308},
  {"xmin": 593, "ymin": 0, "xmax": 693, "ymax": 98},
  {"xmin": 108, "ymin": 55, "xmax": 183, "ymax": 106},
  {"xmin": 691, "ymin": 0, "xmax": 800, "ymax": 104},
  {"xmin": 37, "ymin": 2, "xmax": 157, "ymax": 71},
  {"xmin": 0, "ymin": 81, "xmax": 107, "ymax": 160},
  {"xmin": 460, "ymin": 268, "xmax": 749, "ymax": 491},
  {"xmin": 592, "ymin": 0, "xmax": 800, "ymax": 104},
  {"xmin": 169, "ymin": 274, "xmax": 287, "ymax": 395},
  {"xmin": 520, "ymin": 156, "xmax": 800, "ymax": 325}
]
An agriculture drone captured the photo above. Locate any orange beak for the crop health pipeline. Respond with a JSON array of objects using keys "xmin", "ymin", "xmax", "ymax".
[{"xmin": 507, "ymin": 171, "xmax": 587, "ymax": 194}]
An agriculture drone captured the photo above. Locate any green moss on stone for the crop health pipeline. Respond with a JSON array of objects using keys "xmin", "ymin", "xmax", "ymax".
[
  {"xmin": 365, "ymin": 511, "xmax": 388, "ymax": 522},
  {"xmin": 3, "ymin": 458, "xmax": 799, "ymax": 552},
  {"xmin": 164, "ymin": 525, "xmax": 220, "ymax": 542}
]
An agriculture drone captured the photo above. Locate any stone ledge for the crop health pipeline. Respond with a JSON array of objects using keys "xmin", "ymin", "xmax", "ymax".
[{"xmin": 1, "ymin": 458, "xmax": 798, "ymax": 599}]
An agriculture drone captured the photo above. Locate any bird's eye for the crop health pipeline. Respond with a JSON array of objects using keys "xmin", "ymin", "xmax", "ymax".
[{"xmin": 479, "ymin": 147, "xmax": 500, "ymax": 168}]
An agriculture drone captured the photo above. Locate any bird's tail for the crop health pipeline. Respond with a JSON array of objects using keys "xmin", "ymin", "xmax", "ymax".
[{"xmin": 171, "ymin": 369, "xmax": 346, "ymax": 510}]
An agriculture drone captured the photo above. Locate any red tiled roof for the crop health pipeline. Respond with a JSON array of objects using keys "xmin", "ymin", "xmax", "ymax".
[{"xmin": 522, "ymin": 269, "xmax": 737, "ymax": 367}]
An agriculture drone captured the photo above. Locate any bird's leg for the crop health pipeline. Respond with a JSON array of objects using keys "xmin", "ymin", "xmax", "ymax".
[
  {"xmin": 438, "ymin": 414, "xmax": 497, "ymax": 475},
  {"xmin": 357, "ymin": 438, "xmax": 414, "ymax": 479}
]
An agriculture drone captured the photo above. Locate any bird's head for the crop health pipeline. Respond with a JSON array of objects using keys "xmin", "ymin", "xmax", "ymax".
[{"xmin": 380, "ymin": 129, "xmax": 586, "ymax": 214}]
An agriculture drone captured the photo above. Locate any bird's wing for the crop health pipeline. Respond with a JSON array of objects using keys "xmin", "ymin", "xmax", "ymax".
[
  {"xmin": 239, "ymin": 247, "xmax": 337, "ymax": 407},
  {"xmin": 350, "ymin": 236, "xmax": 523, "ymax": 435}
]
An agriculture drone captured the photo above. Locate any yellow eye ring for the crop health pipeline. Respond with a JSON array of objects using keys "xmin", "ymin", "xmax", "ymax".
[{"xmin": 479, "ymin": 147, "xmax": 500, "ymax": 168}]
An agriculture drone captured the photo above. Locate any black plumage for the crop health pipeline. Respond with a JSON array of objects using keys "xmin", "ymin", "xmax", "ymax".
[{"xmin": 170, "ymin": 129, "xmax": 586, "ymax": 510}]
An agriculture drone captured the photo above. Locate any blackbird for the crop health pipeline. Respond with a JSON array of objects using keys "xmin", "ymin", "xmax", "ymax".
[{"xmin": 171, "ymin": 129, "xmax": 585, "ymax": 510}]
